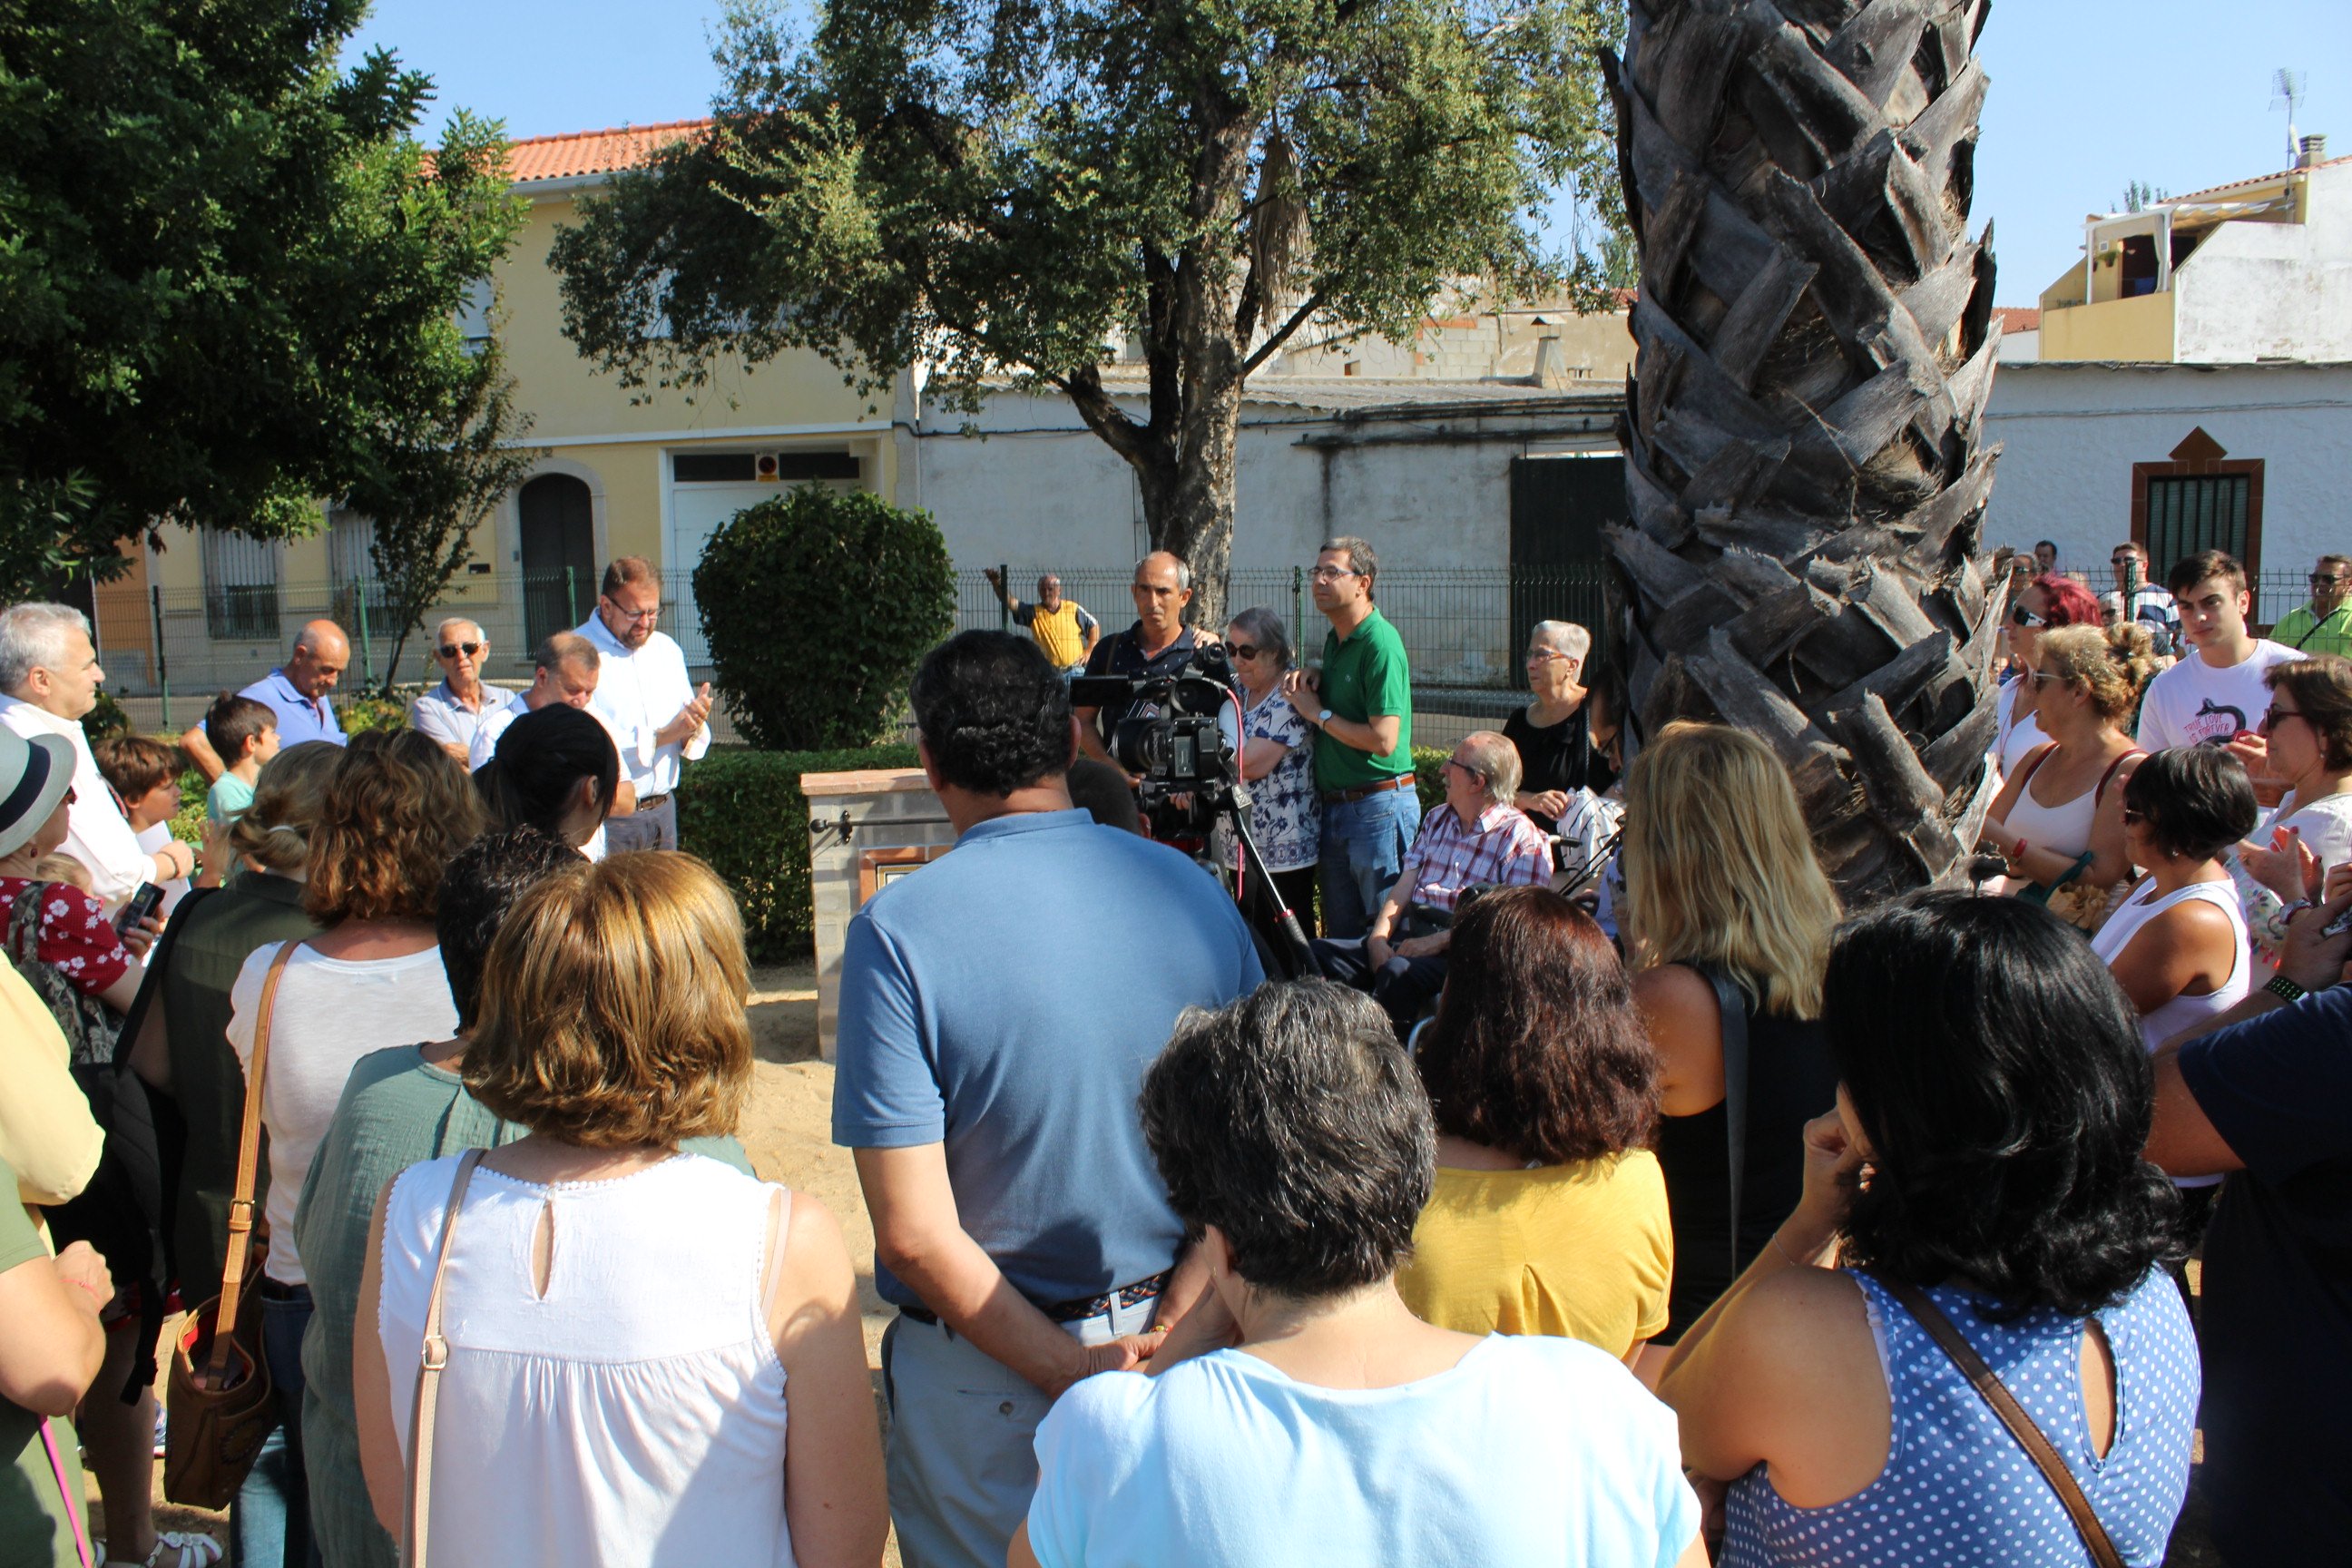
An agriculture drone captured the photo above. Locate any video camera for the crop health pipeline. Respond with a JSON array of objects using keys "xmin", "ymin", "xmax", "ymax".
[{"xmin": 1069, "ymin": 643, "xmax": 1240, "ymax": 801}]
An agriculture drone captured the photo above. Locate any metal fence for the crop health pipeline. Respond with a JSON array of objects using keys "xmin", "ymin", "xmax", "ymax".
[{"xmin": 958, "ymin": 565, "xmax": 1611, "ymax": 701}]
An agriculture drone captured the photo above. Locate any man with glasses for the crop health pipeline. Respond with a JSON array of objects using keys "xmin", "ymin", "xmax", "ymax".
[
  {"xmin": 1282, "ymin": 535, "xmax": 1418, "ymax": 939},
  {"xmin": 1309, "ymin": 730, "xmax": 1549, "ymax": 1034},
  {"xmin": 577, "ymin": 556, "xmax": 711, "ymax": 851},
  {"xmin": 2271, "ymin": 554, "xmax": 2352, "ymax": 658},
  {"xmin": 2111, "ymin": 541, "xmax": 2179, "ymax": 652},
  {"xmin": 407, "ymin": 617, "xmax": 508, "ymax": 763}
]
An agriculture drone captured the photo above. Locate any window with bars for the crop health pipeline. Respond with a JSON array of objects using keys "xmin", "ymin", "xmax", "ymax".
[
  {"xmin": 2144, "ymin": 474, "xmax": 2254, "ymax": 573},
  {"xmin": 326, "ymin": 507, "xmax": 397, "ymax": 633},
  {"xmin": 201, "ymin": 532, "xmax": 281, "ymax": 642}
]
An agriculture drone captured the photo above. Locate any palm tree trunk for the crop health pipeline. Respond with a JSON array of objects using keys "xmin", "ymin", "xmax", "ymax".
[{"xmin": 1603, "ymin": 0, "xmax": 2006, "ymax": 900}]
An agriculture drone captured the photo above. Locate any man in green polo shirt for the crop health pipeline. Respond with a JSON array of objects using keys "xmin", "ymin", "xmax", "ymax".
[
  {"xmin": 1283, "ymin": 535, "xmax": 1418, "ymax": 937},
  {"xmin": 2273, "ymin": 554, "xmax": 2352, "ymax": 658}
]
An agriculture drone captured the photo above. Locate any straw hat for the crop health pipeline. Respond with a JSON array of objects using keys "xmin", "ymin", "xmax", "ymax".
[{"xmin": 0, "ymin": 727, "xmax": 77, "ymax": 859}]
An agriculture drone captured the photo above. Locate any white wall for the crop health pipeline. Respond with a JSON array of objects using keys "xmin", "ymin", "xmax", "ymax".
[
  {"xmin": 1980, "ymin": 360, "xmax": 2352, "ymax": 602},
  {"xmin": 897, "ymin": 383, "xmax": 1619, "ymax": 575},
  {"xmin": 2175, "ymin": 163, "xmax": 2352, "ymax": 363}
]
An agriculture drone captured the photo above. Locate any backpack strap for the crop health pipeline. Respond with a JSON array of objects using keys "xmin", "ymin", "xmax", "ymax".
[
  {"xmin": 1873, "ymin": 1274, "xmax": 2125, "ymax": 1568},
  {"xmin": 1699, "ymin": 965, "xmax": 1750, "ymax": 1282}
]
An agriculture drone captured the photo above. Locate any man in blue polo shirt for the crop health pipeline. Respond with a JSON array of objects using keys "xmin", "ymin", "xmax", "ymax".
[
  {"xmin": 239, "ymin": 619, "xmax": 350, "ymax": 748},
  {"xmin": 835, "ymin": 630, "xmax": 1261, "ymax": 1568}
]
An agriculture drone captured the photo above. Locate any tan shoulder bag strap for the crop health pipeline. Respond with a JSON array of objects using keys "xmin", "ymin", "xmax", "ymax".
[
  {"xmin": 204, "ymin": 940, "xmax": 299, "ymax": 1385},
  {"xmin": 1874, "ymin": 1275, "xmax": 2125, "ymax": 1568},
  {"xmin": 403, "ymin": 1147, "xmax": 485, "ymax": 1568}
]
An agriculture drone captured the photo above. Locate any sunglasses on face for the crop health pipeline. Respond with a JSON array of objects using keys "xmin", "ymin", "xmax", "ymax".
[
  {"xmin": 436, "ymin": 642, "xmax": 482, "ymax": 659},
  {"xmin": 1229, "ymin": 643, "xmax": 1261, "ymax": 662},
  {"xmin": 2311, "ymin": 575, "xmax": 2348, "ymax": 587},
  {"xmin": 2010, "ymin": 605, "xmax": 2048, "ymax": 628},
  {"xmin": 1444, "ymin": 758, "xmax": 1485, "ymax": 779},
  {"xmin": 1308, "ymin": 565, "xmax": 1362, "ymax": 583},
  {"xmin": 2121, "ymin": 807, "xmax": 2145, "ymax": 827},
  {"xmin": 2261, "ymin": 705, "xmax": 2307, "ymax": 732}
]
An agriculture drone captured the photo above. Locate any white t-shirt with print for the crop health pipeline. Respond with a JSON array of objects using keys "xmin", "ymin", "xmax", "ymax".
[{"xmin": 2135, "ymin": 641, "xmax": 2300, "ymax": 751}]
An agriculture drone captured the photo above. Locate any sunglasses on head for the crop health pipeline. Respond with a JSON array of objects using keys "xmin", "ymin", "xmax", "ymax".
[
  {"xmin": 437, "ymin": 642, "xmax": 482, "ymax": 659},
  {"xmin": 2010, "ymin": 604, "xmax": 2048, "ymax": 628}
]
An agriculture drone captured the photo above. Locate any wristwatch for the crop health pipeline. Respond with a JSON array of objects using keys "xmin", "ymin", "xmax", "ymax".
[
  {"xmin": 2266, "ymin": 973, "xmax": 2308, "ymax": 1004},
  {"xmin": 1317, "ymin": 708, "xmax": 1334, "ymax": 728}
]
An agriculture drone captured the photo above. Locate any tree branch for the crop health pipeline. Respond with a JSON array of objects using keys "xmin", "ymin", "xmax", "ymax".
[{"xmin": 1240, "ymin": 289, "xmax": 1328, "ymax": 377}]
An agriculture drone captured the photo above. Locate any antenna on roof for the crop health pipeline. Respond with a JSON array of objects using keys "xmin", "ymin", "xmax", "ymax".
[{"xmin": 2272, "ymin": 69, "xmax": 2308, "ymax": 167}]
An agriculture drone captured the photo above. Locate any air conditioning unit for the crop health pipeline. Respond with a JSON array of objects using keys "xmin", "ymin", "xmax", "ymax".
[{"xmin": 755, "ymin": 453, "xmax": 781, "ymax": 482}]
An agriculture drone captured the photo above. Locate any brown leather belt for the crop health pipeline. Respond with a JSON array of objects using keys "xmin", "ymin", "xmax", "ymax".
[
  {"xmin": 1321, "ymin": 775, "xmax": 1414, "ymax": 806},
  {"xmin": 635, "ymin": 791, "xmax": 672, "ymax": 809}
]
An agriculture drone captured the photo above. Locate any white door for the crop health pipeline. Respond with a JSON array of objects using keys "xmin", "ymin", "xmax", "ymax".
[{"xmin": 667, "ymin": 482, "xmax": 775, "ymax": 664}]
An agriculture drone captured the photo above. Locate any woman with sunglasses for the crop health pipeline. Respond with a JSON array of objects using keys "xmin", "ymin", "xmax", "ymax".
[
  {"xmin": 1977, "ymin": 625, "xmax": 2154, "ymax": 904},
  {"xmin": 1221, "ymin": 608, "xmax": 1319, "ymax": 949},
  {"xmin": 2230, "ymin": 655, "xmax": 2352, "ymax": 971},
  {"xmin": 1994, "ymin": 575, "xmax": 2102, "ymax": 776}
]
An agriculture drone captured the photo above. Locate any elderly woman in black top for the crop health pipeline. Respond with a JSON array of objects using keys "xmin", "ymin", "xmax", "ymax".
[{"xmin": 1504, "ymin": 621, "xmax": 1614, "ymax": 833}]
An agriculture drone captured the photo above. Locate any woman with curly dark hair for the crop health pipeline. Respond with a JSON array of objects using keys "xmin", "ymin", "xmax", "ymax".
[
  {"xmin": 1395, "ymin": 887, "xmax": 1671, "ymax": 1361},
  {"xmin": 1661, "ymin": 894, "xmax": 2198, "ymax": 1567}
]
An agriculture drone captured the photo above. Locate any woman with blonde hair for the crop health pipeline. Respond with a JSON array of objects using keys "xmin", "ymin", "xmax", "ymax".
[
  {"xmin": 221, "ymin": 730, "xmax": 482, "ymax": 1565},
  {"xmin": 1623, "ymin": 723, "xmax": 1840, "ymax": 1355},
  {"xmin": 1978, "ymin": 624, "xmax": 2153, "ymax": 904},
  {"xmin": 356, "ymin": 854, "xmax": 887, "ymax": 1567}
]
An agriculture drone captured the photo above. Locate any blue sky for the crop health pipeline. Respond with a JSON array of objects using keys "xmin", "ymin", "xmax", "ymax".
[{"xmin": 347, "ymin": 0, "xmax": 2350, "ymax": 307}]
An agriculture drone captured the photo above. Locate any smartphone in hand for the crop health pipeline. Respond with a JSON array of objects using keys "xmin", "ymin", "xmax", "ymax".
[{"xmin": 115, "ymin": 881, "xmax": 163, "ymax": 935}]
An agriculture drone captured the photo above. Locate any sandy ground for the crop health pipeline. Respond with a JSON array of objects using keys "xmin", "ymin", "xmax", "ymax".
[{"xmin": 102, "ymin": 959, "xmax": 2215, "ymax": 1568}]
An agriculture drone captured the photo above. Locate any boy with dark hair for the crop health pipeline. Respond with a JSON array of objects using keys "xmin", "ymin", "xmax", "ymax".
[
  {"xmin": 2140, "ymin": 553, "xmax": 2299, "ymax": 780},
  {"xmin": 94, "ymin": 730, "xmax": 192, "ymax": 909},
  {"xmin": 201, "ymin": 691, "xmax": 279, "ymax": 826}
]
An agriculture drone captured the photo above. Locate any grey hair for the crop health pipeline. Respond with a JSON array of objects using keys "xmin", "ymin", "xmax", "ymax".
[
  {"xmin": 434, "ymin": 617, "xmax": 485, "ymax": 645},
  {"xmin": 1136, "ymin": 552, "xmax": 1191, "ymax": 592},
  {"xmin": 1529, "ymin": 620, "xmax": 1592, "ymax": 662},
  {"xmin": 1319, "ymin": 535, "xmax": 1379, "ymax": 592},
  {"xmin": 531, "ymin": 632, "xmax": 600, "ymax": 675},
  {"xmin": 1226, "ymin": 607, "xmax": 1293, "ymax": 671},
  {"xmin": 0, "ymin": 603, "xmax": 92, "ymax": 695},
  {"xmin": 1459, "ymin": 730, "xmax": 1523, "ymax": 806}
]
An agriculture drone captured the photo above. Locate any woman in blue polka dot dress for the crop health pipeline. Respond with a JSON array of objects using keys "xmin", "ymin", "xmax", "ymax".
[{"xmin": 1660, "ymin": 893, "xmax": 2200, "ymax": 1566}]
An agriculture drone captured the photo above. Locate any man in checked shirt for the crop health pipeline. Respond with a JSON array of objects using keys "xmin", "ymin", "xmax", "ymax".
[{"xmin": 1309, "ymin": 729, "xmax": 1551, "ymax": 1034}]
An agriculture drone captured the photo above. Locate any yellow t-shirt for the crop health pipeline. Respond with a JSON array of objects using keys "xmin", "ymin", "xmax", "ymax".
[
  {"xmin": 1396, "ymin": 1150, "xmax": 1674, "ymax": 1358},
  {"xmin": 0, "ymin": 962, "xmax": 101, "ymax": 1212},
  {"xmin": 1024, "ymin": 601, "xmax": 1090, "ymax": 669}
]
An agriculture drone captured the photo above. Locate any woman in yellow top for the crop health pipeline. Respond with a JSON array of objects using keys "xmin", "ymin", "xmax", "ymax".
[{"xmin": 1395, "ymin": 886, "xmax": 1671, "ymax": 1364}]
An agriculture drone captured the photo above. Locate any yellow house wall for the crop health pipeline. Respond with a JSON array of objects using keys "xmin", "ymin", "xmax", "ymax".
[{"xmin": 2039, "ymin": 292, "xmax": 2176, "ymax": 363}]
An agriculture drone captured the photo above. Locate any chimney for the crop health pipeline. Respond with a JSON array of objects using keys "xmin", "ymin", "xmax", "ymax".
[
  {"xmin": 1532, "ymin": 335, "xmax": 1567, "ymax": 388},
  {"xmin": 2301, "ymin": 133, "xmax": 2329, "ymax": 168}
]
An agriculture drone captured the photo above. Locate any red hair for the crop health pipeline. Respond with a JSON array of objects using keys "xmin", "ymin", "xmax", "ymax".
[{"xmin": 2035, "ymin": 575, "xmax": 2102, "ymax": 629}]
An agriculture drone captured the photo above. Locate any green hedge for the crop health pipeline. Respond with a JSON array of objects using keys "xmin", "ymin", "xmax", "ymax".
[
  {"xmin": 675, "ymin": 744, "xmax": 919, "ymax": 962},
  {"xmin": 1412, "ymin": 746, "xmax": 1447, "ymax": 815}
]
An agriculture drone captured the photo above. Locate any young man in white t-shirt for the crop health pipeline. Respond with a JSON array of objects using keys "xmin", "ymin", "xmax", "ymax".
[{"xmin": 2137, "ymin": 551, "xmax": 2298, "ymax": 786}]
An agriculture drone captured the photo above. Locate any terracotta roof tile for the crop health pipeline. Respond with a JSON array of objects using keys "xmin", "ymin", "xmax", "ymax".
[
  {"xmin": 1994, "ymin": 307, "xmax": 2041, "ymax": 332},
  {"xmin": 2164, "ymin": 152, "xmax": 2352, "ymax": 207},
  {"xmin": 505, "ymin": 119, "xmax": 710, "ymax": 184}
]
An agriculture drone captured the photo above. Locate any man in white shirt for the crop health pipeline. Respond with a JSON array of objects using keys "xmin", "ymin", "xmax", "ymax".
[
  {"xmin": 575, "ymin": 556, "xmax": 711, "ymax": 852},
  {"xmin": 2110, "ymin": 541, "xmax": 2179, "ymax": 652},
  {"xmin": 0, "ymin": 603, "xmax": 194, "ymax": 910},
  {"xmin": 407, "ymin": 617, "xmax": 507, "ymax": 763},
  {"xmin": 2137, "ymin": 551, "xmax": 2299, "ymax": 795}
]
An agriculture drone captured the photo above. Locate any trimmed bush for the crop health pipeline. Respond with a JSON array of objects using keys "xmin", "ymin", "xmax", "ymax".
[
  {"xmin": 1412, "ymin": 745, "xmax": 1447, "ymax": 816},
  {"xmin": 693, "ymin": 486, "xmax": 956, "ymax": 751},
  {"xmin": 675, "ymin": 743, "xmax": 918, "ymax": 962},
  {"xmin": 339, "ymin": 692, "xmax": 411, "ymax": 738}
]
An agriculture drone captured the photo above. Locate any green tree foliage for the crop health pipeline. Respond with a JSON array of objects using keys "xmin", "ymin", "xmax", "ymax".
[
  {"xmin": 0, "ymin": 1, "xmax": 530, "ymax": 591},
  {"xmin": 693, "ymin": 486, "xmax": 956, "ymax": 750},
  {"xmin": 553, "ymin": 0, "xmax": 1624, "ymax": 623}
]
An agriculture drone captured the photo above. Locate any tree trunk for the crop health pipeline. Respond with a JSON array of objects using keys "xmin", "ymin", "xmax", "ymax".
[{"xmin": 1604, "ymin": 0, "xmax": 2005, "ymax": 901}]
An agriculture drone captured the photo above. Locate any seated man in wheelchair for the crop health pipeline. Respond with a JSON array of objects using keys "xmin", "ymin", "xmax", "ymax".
[{"xmin": 1310, "ymin": 730, "xmax": 1551, "ymax": 1035}]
